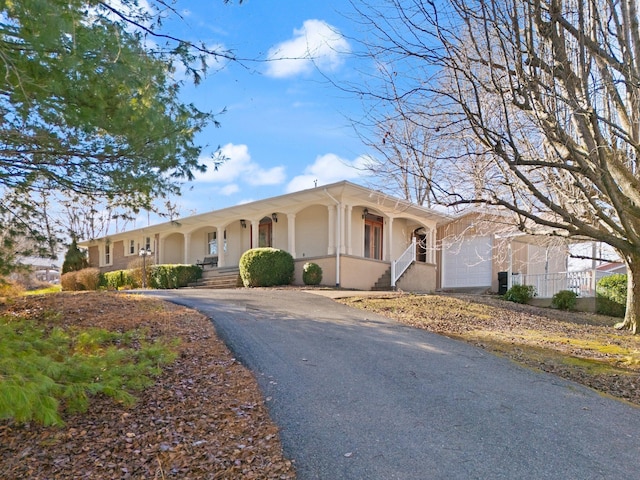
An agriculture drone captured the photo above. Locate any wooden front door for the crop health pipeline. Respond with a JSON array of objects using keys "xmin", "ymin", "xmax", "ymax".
[
  {"xmin": 258, "ymin": 219, "xmax": 272, "ymax": 247},
  {"xmin": 364, "ymin": 216, "xmax": 383, "ymax": 260}
]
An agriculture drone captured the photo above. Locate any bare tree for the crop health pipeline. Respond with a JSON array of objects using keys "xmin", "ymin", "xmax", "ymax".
[
  {"xmin": 351, "ymin": 0, "xmax": 640, "ymax": 332},
  {"xmin": 355, "ymin": 65, "xmax": 449, "ymax": 206}
]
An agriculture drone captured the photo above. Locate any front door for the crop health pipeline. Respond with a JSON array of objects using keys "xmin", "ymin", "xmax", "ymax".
[
  {"xmin": 364, "ymin": 216, "xmax": 383, "ymax": 260},
  {"xmin": 258, "ymin": 218, "xmax": 273, "ymax": 247}
]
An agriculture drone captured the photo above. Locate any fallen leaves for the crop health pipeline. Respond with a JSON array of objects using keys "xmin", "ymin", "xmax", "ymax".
[
  {"xmin": 0, "ymin": 291, "xmax": 296, "ymax": 479},
  {"xmin": 341, "ymin": 293, "xmax": 640, "ymax": 406}
]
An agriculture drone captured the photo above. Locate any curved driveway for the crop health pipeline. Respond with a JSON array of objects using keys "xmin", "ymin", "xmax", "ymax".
[{"xmin": 146, "ymin": 289, "xmax": 640, "ymax": 479}]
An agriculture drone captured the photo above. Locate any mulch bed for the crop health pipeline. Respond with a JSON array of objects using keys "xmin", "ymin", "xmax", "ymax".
[{"xmin": 0, "ymin": 292, "xmax": 296, "ymax": 479}]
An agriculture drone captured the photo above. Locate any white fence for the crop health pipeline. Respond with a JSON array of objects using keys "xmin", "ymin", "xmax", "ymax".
[{"xmin": 511, "ymin": 270, "xmax": 615, "ymax": 298}]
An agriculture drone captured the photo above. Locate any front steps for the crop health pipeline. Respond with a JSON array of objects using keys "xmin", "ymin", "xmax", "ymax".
[
  {"xmin": 189, "ymin": 267, "xmax": 242, "ymax": 289},
  {"xmin": 371, "ymin": 266, "xmax": 393, "ymax": 291}
]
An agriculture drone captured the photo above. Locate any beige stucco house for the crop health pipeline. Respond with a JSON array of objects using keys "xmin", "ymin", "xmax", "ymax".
[
  {"xmin": 80, "ymin": 182, "xmax": 571, "ymax": 294},
  {"xmin": 81, "ymin": 181, "xmax": 451, "ymax": 292}
]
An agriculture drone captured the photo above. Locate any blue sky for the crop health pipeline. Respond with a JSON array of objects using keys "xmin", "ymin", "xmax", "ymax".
[{"xmin": 156, "ymin": 1, "xmax": 374, "ymax": 220}]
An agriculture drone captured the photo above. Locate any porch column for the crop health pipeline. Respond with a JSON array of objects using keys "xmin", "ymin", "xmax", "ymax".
[
  {"xmin": 345, "ymin": 205, "xmax": 353, "ymax": 255},
  {"xmin": 338, "ymin": 203, "xmax": 346, "ymax": 254},
  {"xmin": 183, "ymin": 232, "xmax": 191, "ymax": 264},
  {"xmin": 429, "ymin": 228, "xmax": 437, "ymax": 264},
  {"xmin": 386, "ymin": 216, "xmax": 394, "ymax": 261},
  {"xmin": 327, "ymin": 205, "xmax": 336, "ymax": 254},
  {"xmin": 159, "ymin": 236, "xmax": 167, "ymax": 264},
  {"xmin": 217, "ymin": 226, "xmax": 226, "ymax": 267},
  {"xmin": 287, "ymin": 214, "xmax": 296, "ymax": 258},
  {"xmin": 251, "ymin": 220, "xmax": 259, "ymax": 249}
]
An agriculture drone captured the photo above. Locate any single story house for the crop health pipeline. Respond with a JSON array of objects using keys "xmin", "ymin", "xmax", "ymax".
[{"xmin": 80, "ymin": 181, "xmax": 569, "ymax": 293}]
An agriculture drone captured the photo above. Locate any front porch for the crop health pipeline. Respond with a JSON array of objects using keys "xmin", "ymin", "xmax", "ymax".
[{"xmin": 83, "ymin": 181, "xmax": 447, "ymax": 292}]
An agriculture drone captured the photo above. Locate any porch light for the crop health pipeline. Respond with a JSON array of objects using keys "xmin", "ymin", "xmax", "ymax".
[
  {"xmin": 272, "ymin": 213, "xmax": 278, "ymax": 222},
  {"xmin": 240, "ymin": 219, "xmax": 247, "ymax": 228},
  {"xmin": 362, "ymin": 208, "xmax": 369, "ymax": 219}
]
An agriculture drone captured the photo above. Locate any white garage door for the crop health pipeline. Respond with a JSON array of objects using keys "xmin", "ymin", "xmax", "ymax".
[{"xmin": 442, "ymin": 236, "xmax": 493, "ymax": 288}]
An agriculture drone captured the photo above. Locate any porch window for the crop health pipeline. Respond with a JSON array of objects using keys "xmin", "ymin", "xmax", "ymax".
[
  {"xmin": 259, "ymin": 217, "xmax": 273, "ymax": 247},
  {"xmin": 207, "ymin": 231, "xmax": 227, "ymax": 255},
  {"xmin": 145, "ymin": 236, "xmax": 152, "ymax": 252},
  {"xmin": 364, "ymin": 215, "xmax": 383, "ymax": 260},
  {"xmin": 208, "ymin": 232, "xmax": 217, "ymax": 255}
]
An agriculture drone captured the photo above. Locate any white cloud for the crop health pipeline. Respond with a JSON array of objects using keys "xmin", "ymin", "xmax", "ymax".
[
  {"xmin": 286, "ymin": 153, "xmax": 370, "ymax": 193},
  {"xmin": 219, "ymin": 184, "xmax": 240, "ymax": 196},
  {"xmin": 195, "ymin": 143, "xmax": 286, "ymax": 187},
  {"xmin": 266, "ymin": 20, "xmax": 350, "ymax": 78}
]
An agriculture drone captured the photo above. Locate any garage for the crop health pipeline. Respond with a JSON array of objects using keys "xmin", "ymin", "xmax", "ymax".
[{"xmin": 442, "ymin": 236, "xmax": 493, "ymax": 288}]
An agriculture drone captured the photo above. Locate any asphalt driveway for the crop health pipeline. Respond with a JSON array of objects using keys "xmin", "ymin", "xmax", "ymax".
[{"xmin": 145, "ymin": 289, "xmax": 640, "ymax": 479}]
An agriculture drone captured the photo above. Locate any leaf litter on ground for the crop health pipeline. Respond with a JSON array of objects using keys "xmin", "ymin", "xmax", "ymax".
[
  {"xmin": 0, "ymin": 292, "xmax": 295, "ymax": 480},
  {"xmin": 339, "ymin": 293, "xmax": 640, "ymax": 405}
]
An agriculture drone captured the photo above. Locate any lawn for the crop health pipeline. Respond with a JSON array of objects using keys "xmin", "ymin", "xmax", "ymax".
[{"xmin": 339, "ymin": 293, "xmax": 640, "ymax": 405}]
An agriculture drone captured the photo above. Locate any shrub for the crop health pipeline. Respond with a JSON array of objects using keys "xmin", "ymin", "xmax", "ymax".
[
  {"xmin": 101, "ymin": 270, "xmax": 135, "ymax": 290},
  {"xmin": 0, "ymin": 280, "xmax": 25, "ymax": 300},
  {"xmin": 127, "ymin": 257, "xmax": 153, "ymax": 288},
  {"xmin": 60, "ymin": 271, "xmax": 79, "ymax": 291},
  {"xmin": 596, "ymin": 274, "xmax": 627, "ymax": 318},
  {"xmin": 0, "ymin": 318, "xmax": 177, "ymax": 426},
  {"xmin": 303, "ymin": 262, "xmax": 323, "ymax": 286},
  {"xmin": 149, "ymin": 265, "xmax": 202, "ymax": 289},
  {"xmin": 551, "ymin": 289, "xmax": 578, "ymax": 310},
  {"xmin": 504, "ymin": 284, "xmax": 536, "ymax": 304},
  {"xmin": 61, "ymin": 239, "xmax": 88, "ymax": 274},
  {"xmin": 76, "ymin": 268, "xmax": 101, "ymax": 291},
  {"xmin": 239, "ymin": 248, "xmax": 294, "ymax": 287}
]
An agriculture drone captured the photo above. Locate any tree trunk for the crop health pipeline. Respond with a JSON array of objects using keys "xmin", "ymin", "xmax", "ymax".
[{"xmin": 615, "ymin": 255, "xmax": 640, "ymax": 334}]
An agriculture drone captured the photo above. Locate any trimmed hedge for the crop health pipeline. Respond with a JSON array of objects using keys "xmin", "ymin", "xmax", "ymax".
[
  {"xmin": 239, "ymin": 248, "xmax": 294, "ymax": 287},
  {"xmin": 150, "ymin": 265, "xmax": 202, "ymax": 289},
  {"xmin": 101, "ymin": 270, "xmax": 136, "ymax": 290},
  {"xmin": 101, "ymin": 265, "xmax": 202, "ymax": 290},
  {"xmin": 596, "ymin": 274, "xmax": 627, "ymax": 318},
  {"xmin": 303, "ymin": 262, "xmax": 323, "ymax": 286},
  {"xmin": 61, "ymin": 268, "xmax": 101, "ymax": 291}
]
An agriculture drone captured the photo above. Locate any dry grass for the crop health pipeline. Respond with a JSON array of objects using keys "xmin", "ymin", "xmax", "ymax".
[{"xmin": 339, "ymin": 293, "xmax": 640, "ymax": 404}]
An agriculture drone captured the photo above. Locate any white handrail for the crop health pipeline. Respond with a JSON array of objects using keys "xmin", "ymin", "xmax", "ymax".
[{"xmin": 391, "ymin": 237, "xmax": 416, "ymax": 287}]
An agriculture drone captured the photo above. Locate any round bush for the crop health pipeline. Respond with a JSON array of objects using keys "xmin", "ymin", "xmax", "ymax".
[
  {"xmin": 302, "ymin": 262, "xmax": 323, "ymax": 286},
  {"xmin": 239, "ymin": 248, "xmax": 294, "ymax": 287},
  {"xmin": 504, "ymin": 284, "xmax": 536, "ymax": 304},
  {"xmin": 596, "ymin": 273, "xmax": 627, "ymax": 317},
  {"xmin": 551, "ymin": 289, "xmax": 578, "ymax": 310}
]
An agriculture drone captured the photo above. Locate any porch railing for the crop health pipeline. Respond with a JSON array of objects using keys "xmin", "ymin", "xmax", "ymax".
[
  {"xmin": 391, "ymin": 238, "xmax": 416, "ymax": 287},
  {"xmin": 511, "ymin": 270, "xmax": 615, "ymax": 298}
]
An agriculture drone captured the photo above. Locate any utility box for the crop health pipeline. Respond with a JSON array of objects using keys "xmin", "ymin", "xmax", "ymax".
[{"xmin": 498, "ymin": 271, "xmax": 508, "ymax": 295}]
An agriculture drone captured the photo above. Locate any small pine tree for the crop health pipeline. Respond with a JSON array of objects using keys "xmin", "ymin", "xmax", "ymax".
[{"xmin": 62, "ymin": 239, "xmax": 88, "ymax": 274}]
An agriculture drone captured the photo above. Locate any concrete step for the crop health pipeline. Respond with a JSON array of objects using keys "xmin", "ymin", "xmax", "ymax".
[
  {"xmin": 372, "ymin": 267, "xmax": 392, "ymax": 291},
  {"xmin": 189, "ymin": 269, "xmax": 241, "ymax": 289}
]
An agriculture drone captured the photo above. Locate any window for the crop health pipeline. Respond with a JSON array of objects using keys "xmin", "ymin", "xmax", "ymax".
[
  {"xmin": 145, "ymin": 236, "xmax": 152, "ymax": 252},
  {"xmin": 207, "ymin": 231, "xmax": 226, "ymax": 255},
  {"xmin": 104, "ymin": 244, "xmax": 111, "ymax": 265},
  {"xmin": 207, "ymin": 232, "xmax": 217, "ymax": 255},
  {"xmin": 129, "ymin": 240, "xmax": 135, "ymax": 255}
]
